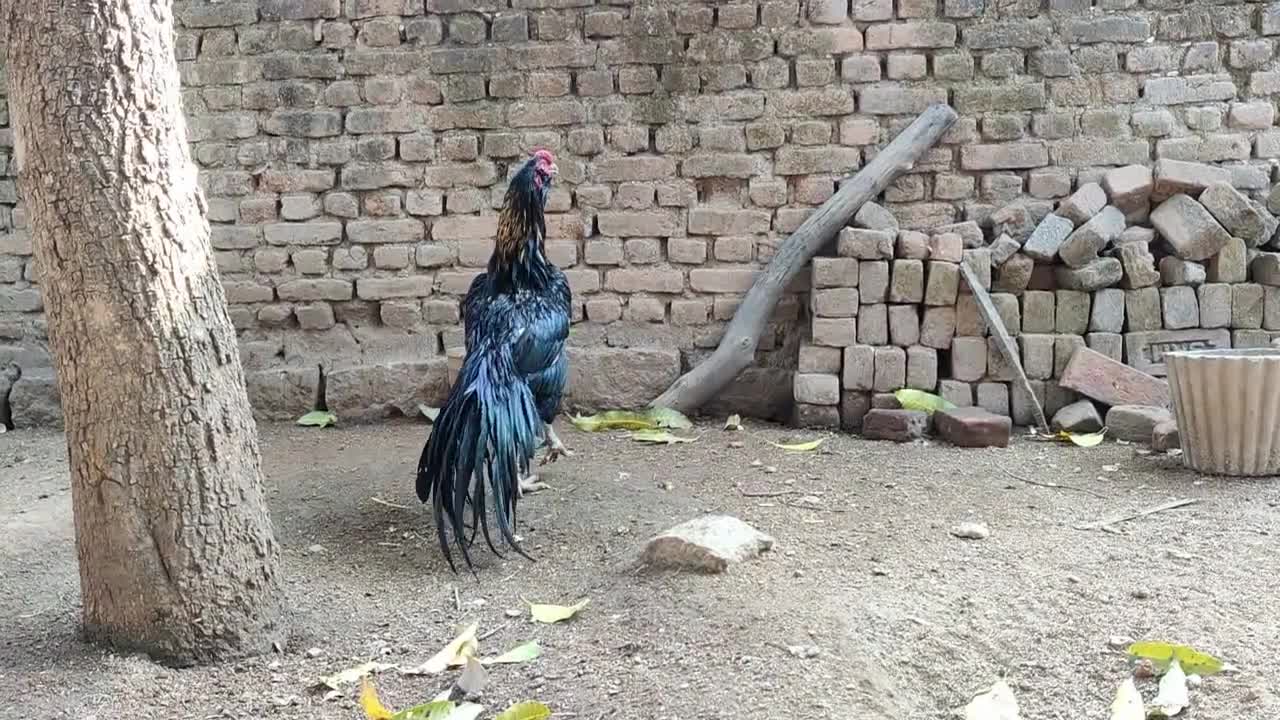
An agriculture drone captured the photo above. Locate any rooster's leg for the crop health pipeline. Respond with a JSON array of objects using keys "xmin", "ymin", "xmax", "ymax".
[
  {"xmin": 518, "ymin": 474, "xmax": 551, "ymax": 495},
  {"xmin": 540, "ymin": 423, "xmax": 574, "ymax": 465}
]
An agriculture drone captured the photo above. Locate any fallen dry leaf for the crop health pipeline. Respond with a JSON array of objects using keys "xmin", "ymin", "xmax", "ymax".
[
  {"xmin": 964, "ymin": 679, "xmax": 1021, "ymax": 720},
  {"xmin": 402, "ymin": 621, "xmax": 478, "ymax": 675},
  {"xmin": 528, "ymin": 598, "xmax": 589, "ymax": 624}
]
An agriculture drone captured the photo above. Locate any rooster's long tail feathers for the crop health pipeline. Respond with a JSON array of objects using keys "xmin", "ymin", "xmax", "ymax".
[{"xmin": 416, "ymin": 348, "xmax": 543, "ymax": 572}]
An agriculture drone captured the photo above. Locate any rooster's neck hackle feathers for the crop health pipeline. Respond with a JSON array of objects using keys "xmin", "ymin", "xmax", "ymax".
[{"xmin": 491, "ymin": 153, "xmax": 556, "ymax": 290}]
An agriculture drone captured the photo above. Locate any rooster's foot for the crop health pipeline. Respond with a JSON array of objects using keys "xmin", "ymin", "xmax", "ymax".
[
  {"xmin": 518, "ymin": 475, "xmax": 551, "ymax": 496},
  {"xmin": 540, "ymin": 424, "xmax": 574, "ymax": 466}
]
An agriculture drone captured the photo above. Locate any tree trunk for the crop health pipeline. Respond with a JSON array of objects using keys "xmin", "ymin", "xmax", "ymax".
[
  {"xmin": 5, "ymin": 0, "xmax": 286, "ymax": 665},
  {"xmin": 650, "ymin": 104, "xmax": 959, "ymax": 414}
]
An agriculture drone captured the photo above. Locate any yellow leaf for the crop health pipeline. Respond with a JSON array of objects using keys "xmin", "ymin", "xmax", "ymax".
[
  {"xmin": 963, "ymin": 679, "xmax": 1021, "ymax": 720},
  {"xmin": 528, "ymin": 598, "xmax": 589, "ymax": 624},
  {"xmin": 1127, "ymin": 641, "xmax": 1224, "ymax": 677},
  {"xmin": 569, "ymin": 407, "xmax": 692, "ymax": 432},
  {"xmin": 1057, "ymin": 428, "xmax": 1107, "ymax": 447},
  {"xmin": 316, "ymin": 660, "xmax": 397, "ymax": 691},
  {"xmin": 1110, "ymin": 678, "xmax": 1144, "ymax": 720},
  {"xmin": 630, "ymin": 429, "xmax": 697, "ymax": 444},
  {"xmin": 724, "ymin": 414, "xmax": 742, "ymax": 431},
  {"xmin": 769, "ymin": 438, "xmax": 825, "ymax": 452},
  {"xmin": 402, "ymin": 621, "xmax": 479, "ymax": 675},
  {"xmin": 483, "ymin": 641, "xmax": 541, "ymax": 665},
  {"xmin": 895, "ymin": 389, "xmax": 956, "ymax": 415},
  {"xmin": 360, "ymin": 679, "xmax": 395, "ymax": 720},
  {"xmin": 494, "ymin": 701, "xmax": 552, "ymax": 720}
]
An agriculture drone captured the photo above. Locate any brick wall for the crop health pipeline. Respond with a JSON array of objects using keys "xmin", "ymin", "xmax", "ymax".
[{"xmin": 4, "ymin": 0, "xmax": 1280, "ymax": 427}]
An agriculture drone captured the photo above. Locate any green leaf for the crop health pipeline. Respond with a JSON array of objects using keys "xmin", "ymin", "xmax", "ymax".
[
  {"xmin": 494, "ymin": 702, "xmax": 552, "ymax": 720},
  {"xmin": 630, "ymin": 429, "xmax": 697, "ymax": 444},
  {"xmin": 483, "ymin": 641, "xmax": 540, "ymax": 665},
  {"xmin": 769, "ymin": 438, "xmax": 825, "ymax": 452},
  {"xmin": 569, "ymin": 407, "xmax": 692, "ymax": 432},
  {"xmin": 646, "ymin": 406, "xmax": 693, "ymax": 429},
  {"xmin": 894, "ymin": 389, "xmax": 956, "ymax": 415},
  {"xmin": 297, "ymin": 410, "xmax": 337, "ymax": 428},
  {"xmin": 393, "ymin": 700, "xmax": 458, "ymax": 720},
  {"xmin": 1128, "ymin": 641, "xmax": 1224, "ymax": 677},
  {"xmin": 528, "ymin": 598, "xmax": 589, "ymax": 624}
]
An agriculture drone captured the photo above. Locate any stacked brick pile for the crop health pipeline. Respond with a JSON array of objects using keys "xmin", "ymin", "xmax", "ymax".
[{"xmin": 795, "ymin": 158, "xmax": 1280, "ymax": 433}]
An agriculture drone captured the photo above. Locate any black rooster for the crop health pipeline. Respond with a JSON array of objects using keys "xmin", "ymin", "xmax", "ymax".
[{"xmin": 416, "ymin": 150, "xmax": 573, "ymax": 572}]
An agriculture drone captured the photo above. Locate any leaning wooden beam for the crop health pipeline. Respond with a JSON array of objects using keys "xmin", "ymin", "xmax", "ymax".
[
  {"xmin": 648, "ymin": 104, "xmax": 961, "ymax": 414},
  {"xmin": 959, "ymin": 262, "xmax": 1050, "ymax": 433}
]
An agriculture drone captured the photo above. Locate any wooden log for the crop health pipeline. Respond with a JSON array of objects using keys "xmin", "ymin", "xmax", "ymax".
[
  {"xmin": 649, "ymin": 104, "xmax": 960, "ymax": 414},
  {"xmin": 958, "ymin": 262, "xmax": 1051, "ymax": 433}
]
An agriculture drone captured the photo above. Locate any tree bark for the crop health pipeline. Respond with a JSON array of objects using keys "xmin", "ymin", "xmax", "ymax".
[
  {"xmin": 5, "ymin": 0, "xmax": 286, "ymax": 664},
  {"xmin": 650, "ymin": 104, "xmax": 960, "ymax": 414}
]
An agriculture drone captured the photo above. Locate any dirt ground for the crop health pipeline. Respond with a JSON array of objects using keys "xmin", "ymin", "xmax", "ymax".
[{"xmin": 2, "ymin": 418, "xmax": 1278, "ymax": 720}]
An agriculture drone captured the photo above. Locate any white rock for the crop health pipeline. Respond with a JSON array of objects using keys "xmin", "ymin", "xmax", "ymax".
[
  {"xmin": 639, "ymin": 515, "xmax": 775, "ymax": 573},
  {"xmin": 950, "ymin": 522, "xmax": 991, "ymax": 540}
]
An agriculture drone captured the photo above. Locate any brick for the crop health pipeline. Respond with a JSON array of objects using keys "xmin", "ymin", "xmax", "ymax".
[
  {"xmin": 1124, "ymin": 328, "xmax": 1232, "ymax": 377},
  {"xmin": 1017, "ymin": 334, "xmax": 1052, "ymax": 380},
  {"xmin": 960, "ymin": 143, "xmax": 1049, "ymax": 171},
  {"xmin": 862, "ymin": 408, "xmax": 927, "ymax": 441},
  {"xmin": 1158, "ymin": 257, "xmax": 1207, "ymax": 287},
  {"xmin": 872, "ymin": 346, "xmax": 907, "ymax": 392},
  {"xmin": 994, "ymin": 253, "xmax": 1034, "ymax": 294},
  {"xmin": 1160, "ymin": 286, "xmax": 1199, "ymax": 330},
  {"xmin": 858, "ymin": 85, "xmax": 950, "ymax": 115},
  {"xmin": 1056, "ymin": 258, "xmax": 1122, "ymax": 292},
  {"xmin": 888, "ymin": 305, "xmax": 921, "ymax": 347},
  {"xmin": 264, "ymin": 222, "xmax": 343, "ymax": 246},
  {"xmin": 812, "ymin": 288, "xmax": 859, "ymax": 318},
  {"xmin": 924, "ymin": 261, "xmax": 959, "ymax": 306},
  {"xmin": 1152, "ymin": 159, "xmax": 1232, "ymax": 201},
  {"xmin": 921, "ymin": 307, "xmax": 956, "ymax": 349},
  {"xmin": 1199, "ymin": 182, "xmax": 1277, "ymax": 248},
  {"xmin": 794, "ymin": 373, "xmax": 840, "ymax": 405},
  {"xmin": 985, "ymin": 336, "xmax": 1016, "ymax": 382},
  {"xmin": 1233, "ymin": 283, "xmax": 1265, "ymax": 329},
  {"xmin": 1117, "ymin": 241, "xmax": 1160, "ymax": 290},
  {"xmin": 1143, "ymin": 74, "xmax": 1236, "ymax": 105},
  {"xmin": 799, "ymin": 344, "xmax": 843, "ymax": 375},
  {"xmin": 950, "ymin": 336, "xmax": 987, "ymax": 382},
  {"xmin": 956, "ymin": 294, "xmax": 986, "ymax": 336},
  {"xmin": 1198, "ymin": 283, "xmax": 1233, "ymax": 329},
  {"xmin": 1059, "ymin": 206, "xmax": 1125, "ymax": 268},
  {"xmin": 1253, "ymin": 253, "xmax": 1280, "ymax": 286},
  {"xmin": 277, "ymin": 279, "xmax": 352, "ymax": 302},
  {"xmin": 928, "ymin": 233, "xmax": 964, "ymax": 263},
  {"xmin": 1021, "ymin": 291, "xmax": 1055, "ymax": 334},
  {"xmin": 975, "ymin": 383, "xmax": 1011, "ymax": 418},
  {"xmin": 888, "ymin": 260, "xmax": 924, "ymax": 303},
  {"xmin": 839, "ymin": 229, "xmax": 894, "ymax": 260},
  {"xmin": 1151, "ymin": 194, "xmax": 1232, "ymax": 261},
  {"xmin": 960, "ymin": 249, "xmax": 992, "ymax": 294},
  {"xmin": 812, "ymin": 317, "xmax": 857, "ymax": 347},
  {"xmin": 812, "ymin": 257, "xmax": 859, "ymax": 289},
  {"xmin": 1056, "ymin": 183, "xmax": 1108, "ymax": 227},
  {"xmin": 1059, "ymin": 347, "xmax": 1169, "ymax": 408},
  {"xmin": 859, "ymin": 261, "xmax": 890, "ymax": 303},
  {"xmin": 954, "ymin": 83, "xmax": 1046, "ymax": 113},
  {"xmin": 356, "ymin": 277, "xmax": 433, "ymax": 300},
  {"xmin": 839, "ymin": 345, "xmax": 874, "ymax": 391}
]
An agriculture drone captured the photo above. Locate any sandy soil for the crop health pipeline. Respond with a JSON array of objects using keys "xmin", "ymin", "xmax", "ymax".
[{"xmin": 1, "ymin": 419, "xmax": 1278, "ymax": 720}]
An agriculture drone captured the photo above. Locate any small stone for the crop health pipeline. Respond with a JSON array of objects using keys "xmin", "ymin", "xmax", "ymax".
[
  {"xmin": 1052, "ymin": 399, "xmax": 1103, "ymax": 433},
  {"xmin": 935, "ymin": 406, "xmax": 1011, "ymax": 447},
  {"xmin": 861, "ymin": 408, "xmax": 928, "ymax": 442},
  {"xmin": 1108, "ymin": 635, "xmax": 1135, "ymax": 649},
  {"xmin": 639, "ymin": 515, "xmax": 775, "ymax": 573},
  {"xmin": 1151, "ymin": 193, "xmax": 1233, "ymax": 261},
  {"xmin": 1152, "ymin": 419, "xmax": 1180, "ymax": 451},
  {"xmin": 306, "ymin": 543, "xmax": 325, "ymax": 554},
  {"xmin": 1106, "ymin": 404, "xmax": 1174, "ymax": 442},
  {"xmin": 949, "ymin": 522, "xmax": 991, "ymax": 540},
  {"xmin": 306, "ymin": 647, "xmax": 323, "ymax": 658},
  {"xmin": 1057, "ymin": 183, "xmax": 1108, "ymax": 227}
]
